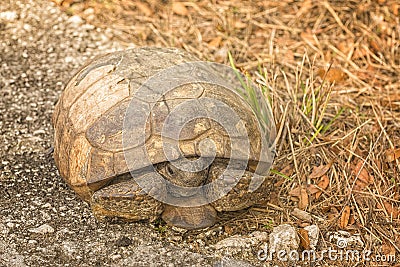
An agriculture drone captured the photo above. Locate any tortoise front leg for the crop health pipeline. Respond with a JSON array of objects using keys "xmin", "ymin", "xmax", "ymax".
[
  {"xmin": 205, "ymin": 163, "xmax": 272, "ymax": 212},
  {"xmin": 91, "ymin": 178, "xmax": 165, "ymax": 222}
]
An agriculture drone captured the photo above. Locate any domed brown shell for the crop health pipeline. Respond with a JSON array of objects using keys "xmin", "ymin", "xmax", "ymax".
[{"xmin": 52, "ymin": 47, "xmax": 268, "ymax": 201}]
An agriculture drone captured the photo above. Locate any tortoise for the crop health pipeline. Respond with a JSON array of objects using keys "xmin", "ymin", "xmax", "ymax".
[{"xmin": 52, "ymin": 47, "xmax": 275, "ymax": 230}]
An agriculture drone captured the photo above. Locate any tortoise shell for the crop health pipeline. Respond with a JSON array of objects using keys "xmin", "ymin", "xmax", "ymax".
[{"xmin": 52, "ymin": 47, "xmax": 275, "ymax": 224}]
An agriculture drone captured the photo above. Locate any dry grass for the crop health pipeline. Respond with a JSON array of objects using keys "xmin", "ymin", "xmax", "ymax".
[{"xmin": 54, "ymin": 0, "xmax": 399, "ymax": 265}]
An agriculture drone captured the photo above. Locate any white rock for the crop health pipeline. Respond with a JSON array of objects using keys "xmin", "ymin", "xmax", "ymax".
[
  {"xmin": 65, "ymin": 56, "xmax": 74, "ymax": 63},
  {"xmin": 268, "ymin": 224, "xmax": 299, "ymax": 257},
  {"xmin": 29, "ymin": 224, "xmax": 54, "ymax": 234},
  {"xmin": 0, "ymin": 223, "xmax": 9, "ymax": 235},
  {"xmin": 110, "ymin": 254, "xmax": 122, "ymax": 261},
  {"xmin": 23, "ymin": 23, "xmax": 31, "ymax": 31},
  {"xmin": 83, "ymin": 7, "xmax": 95, "ymax": 15},
  {"xmin": 214, "ymin": 231, "xmax": 269, "ymax": 257},
  {"xmin": 42, "ymin": 203, "xmax": 52, "ymax": 209},
  {"xmin": 249, "ymin": 231, "xmax": 269, "ymax": 243},
  {"xmin": 6, "ymin": 222, "xmax": 15, "ymax": 228},
  {"xmin": 215, "ymin": 235, "xmax": 249, "ymax": 250},
  {"xmin": 67, "ymin": 15, "xmax": 83, "ymax": 25},
  {"xmin": 62, "ymin": 241, "xmax": 77, "ymax": 257},
  {"xmin": 59, "ymin": 206, "xmax": 68, "ymax": 211},
  {"xmin": 0, "ymin": 11, "xmax": 18, "ymax": 21},
  {"xmin": 304, "ymin": 225, "xmax": 319, "ymax": 249}
]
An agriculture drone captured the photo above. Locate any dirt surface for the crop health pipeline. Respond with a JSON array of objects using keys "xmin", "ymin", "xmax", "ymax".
[
  {"xmin": 0, "ymin": 1, "xmax": 259, "ymax": 266},
  {"xmin": 2, "ymin": 0, "xmax": 400, "ymax": 266}
]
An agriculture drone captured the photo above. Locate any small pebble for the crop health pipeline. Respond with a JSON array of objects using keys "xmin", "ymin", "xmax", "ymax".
[
  {"xmin": 0, "ymin": 11, "xmax": 18, "ymax": 21},
  {"xmin": 67, "ymin": 15, "xmax": 83, "ymax": 25},
  {"xmin": 42, "ymin": 203, "xmax": 52, "ymax": 209},
  {"xmin": 304, "ymin": 225, "xmax": 319, "ymax": 249},
  {"xmin": 29, "ymin": 224, "xmax": 54, "ymax": 234},
  {"xmin": 110, "ymin": 254, "xmax": 121, "ymax": 261}
]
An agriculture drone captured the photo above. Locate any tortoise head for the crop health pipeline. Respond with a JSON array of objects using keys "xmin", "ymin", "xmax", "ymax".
[{"xmin": 156, "ymin": 158, "xmax": 217, "ymax": 229}]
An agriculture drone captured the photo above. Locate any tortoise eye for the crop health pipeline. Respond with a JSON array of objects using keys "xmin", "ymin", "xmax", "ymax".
[{"xmin": 166, "ymin": 165, "xmax": 174, "ymax": 176}]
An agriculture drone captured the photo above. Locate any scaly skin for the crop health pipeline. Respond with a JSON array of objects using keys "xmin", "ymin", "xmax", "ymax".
[{"xmin": 90, "ymin": 158, "xmax": 271, "ymax": 229}]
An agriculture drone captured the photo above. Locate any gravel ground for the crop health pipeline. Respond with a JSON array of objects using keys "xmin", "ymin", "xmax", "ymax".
[{"xmin": 0, "ymin": 1, "xmax": 256, "ymax": 266}]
